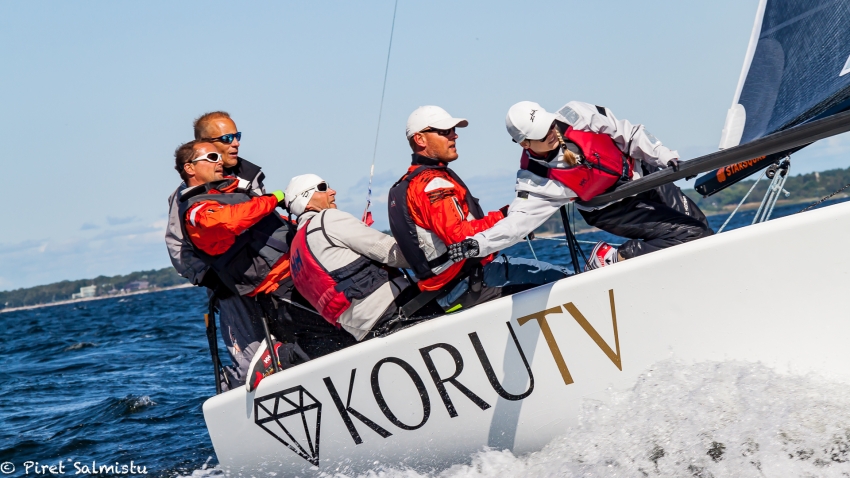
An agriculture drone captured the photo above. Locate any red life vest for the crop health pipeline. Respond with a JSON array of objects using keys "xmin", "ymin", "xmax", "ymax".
[
  {"xmin": 520, "ymin": 126, "xmax": 634, "ymax": 201},
  {"xmin": 289, "ymin": 214, "xmax": 389, "ymax": 326},
  {"xmin": 387, "ymin": 157, "xmax": 485, "ymax": 282}
]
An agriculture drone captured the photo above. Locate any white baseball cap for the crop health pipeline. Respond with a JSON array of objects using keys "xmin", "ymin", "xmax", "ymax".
[
  {"xmin": 406, "ymin": 106, "xmax": 469, "ymax": 139},
  {"xmin": 284, "ymin": 173, "xmax": 325, "ymax": 216},
  {"xmin": 505, "ymin": 101, "xmax": 559, "ymax": 143}
]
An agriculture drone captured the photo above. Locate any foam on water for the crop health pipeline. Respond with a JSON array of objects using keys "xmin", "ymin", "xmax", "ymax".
[{"xmin": 182, "ymin": 360, "xmax": 850, "ymax": 477}]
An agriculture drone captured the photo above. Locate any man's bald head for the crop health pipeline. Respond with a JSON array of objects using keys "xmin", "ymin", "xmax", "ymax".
[{"xmin": 193, "ymin": 111, "xmax": 232, "ymax": 140}]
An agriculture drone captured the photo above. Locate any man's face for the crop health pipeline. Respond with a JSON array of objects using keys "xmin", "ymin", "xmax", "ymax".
[
  {"xmin": 306, "ymin": 184, "xmax": 337, "ymax": 212},
  {"xmin": 185, "ymin": 143, "xmax": 224, "ymax": 186},
  {"xmin": 202, "ymin": 117, "xmax": 240, "ymax": 168},
  {"xmin": 416, "ymin": 127, "xmax": 460, "ymax": 162}
]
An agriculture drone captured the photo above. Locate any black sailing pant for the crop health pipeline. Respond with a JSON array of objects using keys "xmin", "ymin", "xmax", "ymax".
[{"xmin": 579, "ymin": 182, "xmax": 714, "ymax": 260}]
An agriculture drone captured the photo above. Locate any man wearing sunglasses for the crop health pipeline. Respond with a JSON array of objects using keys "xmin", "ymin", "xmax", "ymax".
[
  {"xmin": 175, "ymin": 140, "xmax": 347, "ymax": 392},
  {"xmin": 167, "ymin": 111, "xmax": 264, "ymax": 289},
  {"xmin": 284, "ymin": 174, "xmax": 437, "ymax": 341},
  {"xmin": 165, "ymin": 112, "xmax": 271, "ymax": 391},
  {"xmin": 388, "ymin": 106, "xmax": 568, "ymax": 314}
]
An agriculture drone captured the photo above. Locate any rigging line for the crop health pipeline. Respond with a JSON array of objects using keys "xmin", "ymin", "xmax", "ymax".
[
  {"xmin": 799, "ymin": 182, "xmax": 850, "ymax": 213},
  {"xmin": 363, "ymin": 0, "xmax": 399, "ymax": 220},
  {"xmin": 717, "ymin": 168, "xmax": 767, "ymax": 233}
]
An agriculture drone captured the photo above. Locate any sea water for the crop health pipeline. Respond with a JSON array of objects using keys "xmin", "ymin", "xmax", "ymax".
[{"xmin": 2, "ymin": 198, "xmax": 848, "ymax": 477}]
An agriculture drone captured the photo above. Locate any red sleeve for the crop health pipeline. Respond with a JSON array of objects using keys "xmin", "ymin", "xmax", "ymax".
[
  {"xmin": 185, "ymin": 196, "xmax": 278, "ymax": 255},
  {"xmin": 412, "ymin": 174, "xmax": 504, "ymax": 246}
]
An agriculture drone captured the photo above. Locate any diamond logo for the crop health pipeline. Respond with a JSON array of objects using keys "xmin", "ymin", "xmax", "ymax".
[{"xmin": 254, "ymin": 385, "xmax": 322, "ymax": 466}]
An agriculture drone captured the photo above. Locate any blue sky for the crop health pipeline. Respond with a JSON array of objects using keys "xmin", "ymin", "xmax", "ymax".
[{"xmin": 2, "ymin": 0, "xmax": 849, "ymax": 290}]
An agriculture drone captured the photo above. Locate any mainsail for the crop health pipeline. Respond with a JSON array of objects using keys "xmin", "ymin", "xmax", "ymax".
[{"xmin": 695, "ymin": 0, "xmax": 850, "ymax": 196}]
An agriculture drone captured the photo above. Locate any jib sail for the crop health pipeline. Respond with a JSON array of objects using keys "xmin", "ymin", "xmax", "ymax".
[{"xmin": 696, "ymin": 0, "xmax": 850, "ymax": 196}]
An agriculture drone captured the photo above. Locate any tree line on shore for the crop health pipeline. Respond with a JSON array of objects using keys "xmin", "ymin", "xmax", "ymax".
[{"xmin": 0, "ymin": 268, "xmax": 188, "ymax": 309}]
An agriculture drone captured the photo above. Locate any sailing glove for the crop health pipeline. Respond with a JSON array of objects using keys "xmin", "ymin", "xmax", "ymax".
[
  {"xmin": 499, "ymin": 204, "xmax": 510, "ymax": 217},
  {"xmin": 271, "ymin": 190, "xmax": 285, "ymax": 205},
  {"xmin": 448, "ymin": 239, "xmax": 480, "ymax": 262},
  {"xmin": 666, "ymin": 159, "xmax": 679, "ymax": 172}
]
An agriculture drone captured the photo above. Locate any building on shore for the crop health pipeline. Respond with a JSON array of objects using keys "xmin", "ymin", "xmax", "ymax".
[{"xmin": 71, "ymin": 285, "xmax": 97, "ymax": 300}]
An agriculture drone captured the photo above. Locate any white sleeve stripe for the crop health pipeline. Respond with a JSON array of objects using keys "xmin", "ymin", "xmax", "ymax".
[
  {"xmin": 189, "ymin": 204, "xmax": 205, "ymax": 226},
  {"xmin": 424, "ymin": 177, "xmax": 455, "ymax": 192}
]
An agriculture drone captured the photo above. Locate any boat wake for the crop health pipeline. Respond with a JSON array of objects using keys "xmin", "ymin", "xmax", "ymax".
[{"xmin": 184, "ymin": 360, "xmax": 850, "ymax": 477}]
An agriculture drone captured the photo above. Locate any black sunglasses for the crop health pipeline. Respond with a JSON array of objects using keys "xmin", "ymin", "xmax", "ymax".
[
  {"xmin": 421, "ymin": 127, "xmax": 456, "ymax": 137},
  {"xmin": 206, "ymin": 132, "xmax": 242, "ymax": 144},
  {"xmin": 314, "ymin": 182, "xmax": 329, "ymax": 192}
]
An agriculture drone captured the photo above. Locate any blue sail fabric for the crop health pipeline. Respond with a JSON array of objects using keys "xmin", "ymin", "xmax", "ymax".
[
  {"xmin": 697, "ymin": 0, "xmax": 850, "ymax": 196},
  {"xmin": 737, "ymin": 0, "xmax": 850, "ymax": 145}
]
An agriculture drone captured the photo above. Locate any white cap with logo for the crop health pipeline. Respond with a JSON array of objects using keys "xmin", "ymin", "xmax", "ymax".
[
  {"xmin": 284, "ymin": 173, "xmax": 325, "ymax": 217},
  {"xmin": 505, "ymin": 101, "xmax": 559, "ymax": 143},
  {"xmin": 406, "ymin": 106, "xmax": 469, "ymax": 139}
]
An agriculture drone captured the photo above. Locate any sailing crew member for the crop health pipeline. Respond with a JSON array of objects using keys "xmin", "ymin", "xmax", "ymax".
[
  {"xmin": 450, "ymin": 101, "xmax": 712, "ymax": 270},
  {"xmin": 175, "ymin": 140, "xmax": 355, "ymax": 391},
  {"xmin": 165, "ymin": 112, "xmax": 272, "ymax": 391},
  {"xmin": 388, "ymin": 106, "xmax": 568, "ymax": 313},
  {"xmin": 285, "ymin": 174, "xmax": 437, "ymax": 340}
]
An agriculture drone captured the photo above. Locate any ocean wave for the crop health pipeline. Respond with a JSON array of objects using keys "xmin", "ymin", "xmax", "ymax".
[
  {"xmin": 64, "ymin": 341, "xmax": 97, "ymax": 351},
  {"xmin": 119, "ymin": 395, "xmax": 157, "ymax": 413}
]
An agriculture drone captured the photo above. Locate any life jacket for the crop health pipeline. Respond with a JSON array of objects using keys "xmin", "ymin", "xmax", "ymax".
[
  {"xmin": 521, "ymin": 126, "xmax": 634, "ymax": 201},
  {"xmin": 289, "ymin": 212, "xmax": 390, "ymax": 326},
  {"xmin": 178, "ymin": 178, "xmax": 295, "ymax": 298},
  {"xmin": 387, "ymin": 161, "xmax": 485, "ymax": 281},
  {"xmin": 166, "ymin": 157, "xmax": 265, "ymax": 288}
]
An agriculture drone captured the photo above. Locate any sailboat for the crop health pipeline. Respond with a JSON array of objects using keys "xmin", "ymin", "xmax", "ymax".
[{"xmin": 202, "ymin": 0, "xmax": 850, "ymax": 474}]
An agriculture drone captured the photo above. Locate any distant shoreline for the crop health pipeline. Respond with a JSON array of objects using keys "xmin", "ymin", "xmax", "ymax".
[{"xmin": 0, "ymin": 283, "xmax": 193, "ymax": 314}]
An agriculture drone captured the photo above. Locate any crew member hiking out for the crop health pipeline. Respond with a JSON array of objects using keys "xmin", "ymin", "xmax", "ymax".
[
  {"xmin": 175, "ymin": 140, "xmax": 354, "ymax": 392},
  {"xmin": 165, "ymin": 112, "xmax": 271, "ymax": 391},
  {"xmin": 388, "ymin": 106, "xmax": 568, "ymax": 313},
  {"xmin": 450, "ymin": 101, "xmax": 713, "ymax": 271},
  {"xmin": 285, "ymin": 175, "xmax": 440, "ymax": 340}
]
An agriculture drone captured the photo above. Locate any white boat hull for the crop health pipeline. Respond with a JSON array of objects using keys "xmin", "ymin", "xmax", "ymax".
[{"xmin": 203, "ymin": 201, "xmax": 850, "ymax": 476}]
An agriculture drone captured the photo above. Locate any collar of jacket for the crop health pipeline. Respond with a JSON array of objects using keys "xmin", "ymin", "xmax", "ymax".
[
  {"xmin": 179, "ymin": 177, "xmax": 241, "ymax": 202},
  {"xmin": 526, "ymin": 148, "xmax": 560, "ymax": 163},
  {"xmin": 411, "ymin": 153, "xmax": 448, "ymax": 167},
  {"xmin": 297, "ymin": 209, "xmax": 320, "ymax": 229},
  {"xmin": 225, "ymin": 157, "xmax": 265, "ymax": 185}
]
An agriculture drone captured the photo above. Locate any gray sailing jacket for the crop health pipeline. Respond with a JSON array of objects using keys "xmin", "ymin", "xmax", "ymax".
[
  {"xmin": 296, "ymin": 209, "xmax": 410, "ymax": 341},
  {"xmin": 165, "ymin": 158, "xmax": 265, "ymax": 285}
]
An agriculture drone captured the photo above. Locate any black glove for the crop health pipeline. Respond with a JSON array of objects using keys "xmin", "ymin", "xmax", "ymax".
[
  {"xmin": 499, "ymin": 204, "xmax": 510, "ymax": 217},
  {"xmin": 667, "ymin": 159, "xmax": 679, "ymax": 172},
  {"xmin": 448, "ymin": 239, "xmax": 480, "ymax": 262}
]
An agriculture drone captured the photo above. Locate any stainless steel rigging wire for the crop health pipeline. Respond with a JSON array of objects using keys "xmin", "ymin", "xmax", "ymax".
[{"xmin": 362, "ymin": 0, "xmax": 399, "ymax": 222}]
